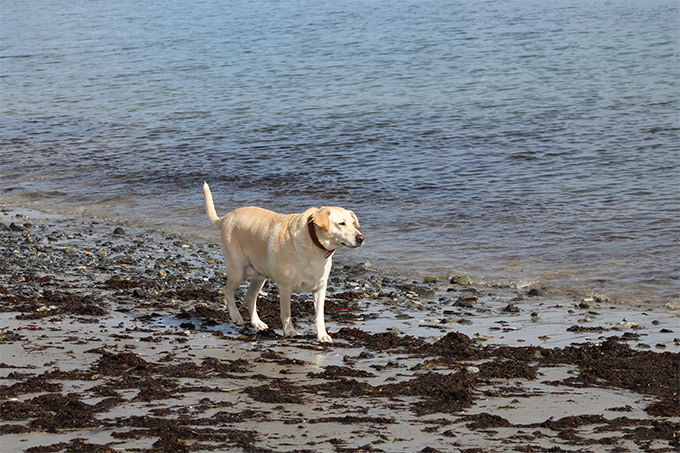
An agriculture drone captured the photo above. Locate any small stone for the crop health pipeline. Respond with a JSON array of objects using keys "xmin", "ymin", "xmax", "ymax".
[
  {"xmin": 454, "ymin": 300, "xmax": 474, "ymax": 309},
  {"xmin": 527, "ymin": 288, "xmax": 543, "ymax": 297},
  {"xmin": 455, "ymin": 294, "xmax": 478, "ymax": 305},
  {"xmin": 9, "ymin": 223, "xmax": 24, "ymax": 232},
  {"xmin": 458, "ymin": 319, "xmax": 473, "ymax": 325},
  {"xmin": 502, "ymin": 304, "xmax": 520, "ymax": 313},
  {"xmin": 403, "ymin": 283, "xmax": 435, "ymax": 297},
  {"xmin": 450, "ymin": 275, "xmax": 471, "ymax": 286},
  {"xmin": 464, "ymin": 366, "xmax": 480, "ymax": 374},
  {"xmin": 113, "ymin": 227, "xmax": 125, "ymax": 235}
]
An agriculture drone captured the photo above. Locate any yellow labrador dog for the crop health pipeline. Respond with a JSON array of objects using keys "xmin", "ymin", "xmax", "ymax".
[{"xmin": 203, "ymin": 182, "xmax": 364, "ymax": 343}]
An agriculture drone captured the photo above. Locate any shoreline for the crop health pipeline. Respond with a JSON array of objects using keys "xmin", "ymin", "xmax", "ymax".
[
  {"xmin": 1, "ymin": 206, "xmax": 678, "ymax": 452},
  {"xmin": 3, "ymin": 195, "xmax": 677, "ymax": 310}
]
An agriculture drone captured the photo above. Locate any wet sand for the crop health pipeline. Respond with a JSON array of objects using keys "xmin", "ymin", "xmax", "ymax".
[{"xmin": 1, "ymin": 207, "xmax": 678, "ymax": 452}]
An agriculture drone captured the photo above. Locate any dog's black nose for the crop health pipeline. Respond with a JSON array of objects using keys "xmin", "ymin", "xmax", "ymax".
[{"xmin": 356, "ymin": 234, "xmax": 365, "ymax": 245}]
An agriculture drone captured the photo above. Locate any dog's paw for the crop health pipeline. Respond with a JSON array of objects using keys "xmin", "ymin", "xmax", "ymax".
[
  {"xmin": 283, "ymin": 327, "xmax": 300, "ymax": 337},
  {"xmin": 317, "ymin": 332, "xmax": 333, "ymax": 343},
  {"xmin": 230, "ymin": 313, "xmax": 245, "ymax": 326},
  {"xmin": 252, "ymin": 320, "xmax": 269, "ymax": 331}
]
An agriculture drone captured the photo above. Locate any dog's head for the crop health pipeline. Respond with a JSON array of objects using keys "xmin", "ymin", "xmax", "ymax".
[{"xmin": 313, "ymin": 206, "xmax": 364, "ymax": 248}]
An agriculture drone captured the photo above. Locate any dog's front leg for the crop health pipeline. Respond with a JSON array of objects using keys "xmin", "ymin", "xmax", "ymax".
[
  {"xmin": 312, "ymin": 282, "xmax": 332, "ymax": 343},
  {"xmin": 279, "ymin": 286, "xmax": 299, "ymax": 337},
  {"xmin": 245, "ymin": 276, "xmax": 268, "ymax": 331}
]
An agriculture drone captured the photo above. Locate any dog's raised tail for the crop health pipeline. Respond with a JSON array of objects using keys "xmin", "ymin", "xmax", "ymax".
[{"xmin": 203, "ymin": 182, "xmax": 221, "ymax": 227}]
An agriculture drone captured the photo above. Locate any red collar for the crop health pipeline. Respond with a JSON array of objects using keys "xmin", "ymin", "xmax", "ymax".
[{"xmin": 307, "ymin": 216, "xmax": 335, "ymax": 258}]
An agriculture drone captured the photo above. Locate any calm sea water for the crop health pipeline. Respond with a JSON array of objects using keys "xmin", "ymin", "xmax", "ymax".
[{"xmin": 1, "ymin": 0, "xmax": 678, "ymax": 307}]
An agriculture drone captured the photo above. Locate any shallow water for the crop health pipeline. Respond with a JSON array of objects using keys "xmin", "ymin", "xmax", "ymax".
[{"xmin": 1, "ymin": 0, "xmax": 678, "ymax": 306}]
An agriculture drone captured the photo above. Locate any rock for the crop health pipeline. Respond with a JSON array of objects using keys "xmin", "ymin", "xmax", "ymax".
[
  {"xmin": 454, "ymin": 300, "xmax": 474, "ymax": 309},
  {"xmin": 113, "ymin": 227, "xmax": 126, "ymax": 236},
  {"xmin": 464, "ymin": 366, "xmax": 480, "ymax": 374},
  {"xmin": 450, "ymin": 275, "xmax": 471, "ymax": 286},
  {"xmin": 403, "ymin": 283, "xmax": 435, "ymax": 297},
  {"xmin": 458, "ymin": 319, "xmax": 473, "ymax": 325},
  {"xmin": 618, "ymin": 320, "xmax": 639, "ymax": 329},
  {"xmin": 527, "ymin": 288, "xmax": 543, "ymax": 297},
  {"xmin": 456, "ymin": 294, "xmax": 478, "ymax": 305},
  {"xmin": 9, "ymin": 223, "xmax": 24, "ymax": 232},
  {"xmin": 502, "ymin": 304, "xmax": 520, "ymax": 313}
]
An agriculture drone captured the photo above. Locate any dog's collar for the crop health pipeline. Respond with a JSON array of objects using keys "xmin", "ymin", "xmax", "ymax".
[{"xmin": 307, "ymin": 216, "xmax": 335, "ymax": 258}]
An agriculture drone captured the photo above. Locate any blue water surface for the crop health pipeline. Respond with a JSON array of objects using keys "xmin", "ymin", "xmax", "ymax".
[{"xmin": 1, "ymin": 0, "xmax": 678, "ymax": 305}]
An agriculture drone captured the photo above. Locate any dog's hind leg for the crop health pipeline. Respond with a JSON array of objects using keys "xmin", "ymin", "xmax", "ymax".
[
  {"xmin": 223, "ymin": 267, "xmax": 246, "ymax": 326},
  {"xmin": 244, "ymin": 275, "xmax": 268, "ymax": 331}
]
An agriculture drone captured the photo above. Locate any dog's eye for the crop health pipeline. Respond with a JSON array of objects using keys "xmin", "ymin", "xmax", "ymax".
[{"xmin": 339, "ymin": 222, "xmax": 346, "ymax": 226}]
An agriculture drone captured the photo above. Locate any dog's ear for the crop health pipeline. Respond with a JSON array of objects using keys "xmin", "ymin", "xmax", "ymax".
[
  {"xmin": 313, "ymin": 207, "xmax": 331, "ymax": 231},
  {"xmin": 349, "ymin": 210, "xmax": 360, "ymax": 229}
]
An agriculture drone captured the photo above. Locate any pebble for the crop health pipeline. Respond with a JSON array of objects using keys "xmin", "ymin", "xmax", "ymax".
[
  {"xmin": 457, "ymin": 294, "xmax": 478, "ymax": 303},
  {"xmin": 403, "ymin": 283, "xmax": 435, "ymax": 297},
  {"xmin": 450, "ymin": 275, "xmax": 471, "ymax": 286},
  {"xmin": 464, "ymin": 366, "xmax": 480, "ymax": 374},
  {"xmin": 502, "ymin": 304, "xmax": 520, "ymax": 313},
  {"xmin": 454, "ymin": 300, "xmax": 474, "ymax": 309}
]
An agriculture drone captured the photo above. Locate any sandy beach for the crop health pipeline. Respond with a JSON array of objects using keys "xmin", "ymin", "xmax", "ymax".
[{"xmin": 1, "ymin": 207, "xmax": 678, "ymax": 452}]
